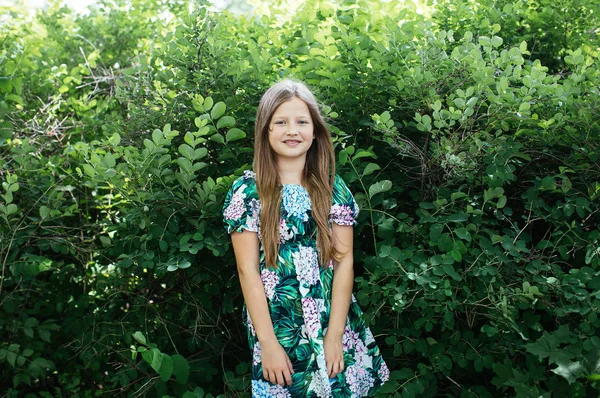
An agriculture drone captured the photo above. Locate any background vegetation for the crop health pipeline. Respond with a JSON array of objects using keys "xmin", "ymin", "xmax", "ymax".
[{"xmin": 1, "ymin": 0, "xmax": 599, "ymax": 396}]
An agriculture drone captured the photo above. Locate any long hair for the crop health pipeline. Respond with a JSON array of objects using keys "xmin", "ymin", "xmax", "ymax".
[{"xmin": 253, "ymin": 79, "xmax": 339, "ymax": 269}]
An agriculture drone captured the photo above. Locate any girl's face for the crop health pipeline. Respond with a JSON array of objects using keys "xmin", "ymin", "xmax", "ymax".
[{"xmin": 268, "ymin": 97, "xmax": 315, "ymax": 165}]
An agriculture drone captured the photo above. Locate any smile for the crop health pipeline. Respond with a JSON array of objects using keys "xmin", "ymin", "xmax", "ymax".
[{"xmin": 283, "ymin": 140, "xmax": 301, "ymax": 146}]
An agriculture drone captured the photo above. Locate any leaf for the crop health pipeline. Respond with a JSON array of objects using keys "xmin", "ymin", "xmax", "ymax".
[
  {"xmin": 203, "ymin": 97, "xmax": 214, "ymax": 112},
  {"xmin": 211, "ymin": 101, "xmax": 226, "ymax": 120},
  {"xmin": 177, "ymin": 158, "xmax": 193, "ymax": 173},
  {"xmin": 159, "ymin": 240, "xmax": 168, "ymax": 252},
  {"xmin": 104, "ymin": 153, "xmax": 116, "ymax": 168},
  {"xmin": 217, "ymin": 116, "xmax": 235, "ymax": 129},
  {"xmin": 108, "ymin": 133, "xmax": 121, "ymax": 146},
  {"xmin": 38, "ymin": 329, "xmax": 51, "ymax": 342},
  {"xmin": 7, "ymin": 351, "xmax": 17, "ymax": 367},
  {"xmin": 525, "ymin": 331, "xmax": 557, "ymax": 360},
  {"xmin": 159, "ymin": 354, "xmax": 174, "ymax": 382},
  {"xmin": 152, "ymin": 129, "xmax": 163, "ymax": 145},
  {"xmin": 39, "ymin": 206, "xmax": 50, "ymax": 218},
  {"xmin": 225, "ymin": 128, "xmax": 246, "ymax": 143},
  {"xmin": 362, "ymin": 163, "xmax": 381, "ymax": 177},
  {"xmin": 210, "ymin": 133, "xmax": 225, "ymax": 144},
  {"xmin": 491, "ymin": 36, "xmax": 503, "ymax": 48},
  {"xmin": 171, "ymin": 354, "xmax": 190, "ymax": 384},
  {"xmin": 352, "ymin": 149, "xmax": 376, "ymax": 162},
  {"xmin": 455, "ymin": 228, "xmax": 471, "ymax": 241},
  {"xmin": 551, "ymin": 359, "xmax": 584, "ymax": 384},
  {"xmin": 339, "ymin": 150, "xmax": 348, "ymax": 166},
  {"xmin": 133, "ymin": 331, "xmax": 147, "ymax": 346},
  {"xmin": 368, "ymin": 180, "xmax": 392, "ymax": 199},
  {"xmin": 497, "ymin": 195, "xmax": 507, "ymax": 208},
  {"xmin": 150, "ymin": 348, "xmax": 163, "ymax": 372}
]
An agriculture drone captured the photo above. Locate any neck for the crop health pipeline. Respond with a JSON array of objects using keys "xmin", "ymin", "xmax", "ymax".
[{"xmin": 276, "ymin": 156, "xmax": 306, "ymax": 185}]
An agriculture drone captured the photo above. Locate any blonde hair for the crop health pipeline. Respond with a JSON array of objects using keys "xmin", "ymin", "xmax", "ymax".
[{"xmin": 253, "ymin": 79, "xmax": 339, "ymax": 268}]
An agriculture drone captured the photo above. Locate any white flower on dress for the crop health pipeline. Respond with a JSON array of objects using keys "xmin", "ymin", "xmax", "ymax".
[
  {"xmin": 224, "ymin": 185, "xmax": 247, "ymax": 221},
  {"xmin": 282, "ymin": 184, "xmax": 311, "ymax": 221},
  {"xmin": 252, "ymin": 342, "xmax": 262, "ymax": 365},
  {"xmin": 292, "ymin": 246, "xmax": 320, "ymax": 286},
  {"xmin": 245, "ymin": 198, "xmax": 260, "ymax": 232},
  {"xmin": 269, "ymin": 384, "xmax": 292, "ymax": 398},
  {"xmin": 247, "ymin": 309, "xmax": 256, "ymax": 337},
  {"xmin": 243, "ymin": 170, "xmax": 256, "ymax": 179},
  {"xmin": 252, "ymin": 379, "xmax": 271, "ymax": 397},
  {"xmin": 301, "ymin": 297, "xmax": 321, "ymax": 339},
  {"xmin": 378, "ymin": 361, "xmax": 390, "ymax": 382},
  {"xmin": 261, "ymin": 269, "xmax": 279, "ymax": 300},
  {"xmin": 346, "ymin": 363, "xmax": 375, "ymax": 397},
  {"xmin": 364, "ymin": 327, "xmax": 375, "ymax": 346},
  {"xmin": 308, "ymin": 371, "xmax": 331, "ymax": 398}
]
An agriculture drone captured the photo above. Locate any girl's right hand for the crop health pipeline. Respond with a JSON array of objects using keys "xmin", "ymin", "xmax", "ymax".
[{"xmin": 260, "ymin": 339, "xmax": 294, "ymax": 386}]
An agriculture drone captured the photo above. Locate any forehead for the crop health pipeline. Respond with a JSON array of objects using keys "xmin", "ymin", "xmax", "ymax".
[{"xmin": 272, "ymin": 97, "xmax": 311, "ymax": 118}]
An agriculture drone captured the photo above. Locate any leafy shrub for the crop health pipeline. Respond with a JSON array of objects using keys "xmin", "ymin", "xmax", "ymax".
[{"xmin": 1, "ymin": 0, "xmax": 599, "ymax": 396}]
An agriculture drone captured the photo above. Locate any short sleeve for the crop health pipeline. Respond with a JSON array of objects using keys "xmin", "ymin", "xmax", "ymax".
[
  {"xmin": 222, "ymin": 170, "xmax": 260, "ymax": 234},
  {"xmin": 330, "ymin": 174, "xmax": 360, "ymax": 226}
]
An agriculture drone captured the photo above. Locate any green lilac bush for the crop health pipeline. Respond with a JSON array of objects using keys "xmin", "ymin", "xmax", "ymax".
[{"xmin": 1, "ymin": 0, "xmax": 599, "ymax": 396}]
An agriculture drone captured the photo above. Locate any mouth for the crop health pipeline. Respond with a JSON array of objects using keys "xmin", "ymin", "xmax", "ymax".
[{"xmin": 283, "ymin": 140, "xmax": 301, "ymax": 146}]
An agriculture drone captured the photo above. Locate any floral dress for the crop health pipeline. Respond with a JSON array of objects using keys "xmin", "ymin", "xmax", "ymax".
[{"xmin": 222, "ymin": 170, "xmax": 389, "ymax": 398}]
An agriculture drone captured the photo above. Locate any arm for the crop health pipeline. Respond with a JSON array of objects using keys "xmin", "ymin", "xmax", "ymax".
[
  {"xmin": 324, "ymin": 223, "xmax": 354, "ymax": 378},
  {"xmin": 230, "ymin": 230, "xmax": 294, "ymax": 386}
]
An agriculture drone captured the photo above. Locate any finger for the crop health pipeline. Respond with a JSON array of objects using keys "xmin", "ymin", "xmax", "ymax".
[
  {"xmin": 263, "ymin": 369, "xmax": 268, "ymax": 382},
  {"xmin": 339, "ymin": 360, "xmax": 345, "ymax": 374},
  {"xmin": 276, "ymin": 370, "xmax": 285, "ymax": 386},
  {"xmin": 327, "ymin": 360, "xmax": 333, "ymax": 378},
  {"xmin": 287, "ymin": 356, "xmax": 295, "ymax": 374},
  {"xmin": 332, "ymin": 361, "xmax": 340, "ymax": 377},
  {"xmin": 284, "ymin": 369, "xmax": 293, "ymax": 386},
  {"xmin": 269, "ymin": 370, "xmax": 277, "ymax": 385}
]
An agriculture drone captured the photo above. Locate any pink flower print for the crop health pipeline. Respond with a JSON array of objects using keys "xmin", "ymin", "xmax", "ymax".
[
  {"xmin": 378, "ymin": 361, "xmax": 390, "ymax": 382},
  {"xmin": 301, "ymin": 298, "xmax": 321, "ymax": 339},
  {"xmin": 346, "ymin": 363, "xmax": 375, "ymax": 397},
  {"xmin": 261, "ymin": 269, "xmax": 279, "ymax": 300},
  {"xmin": 252, "ymin": 342, "xmax": 261, "ymax": 366},
  {"xmin": 279, "ymin": 218, "xmax": 293, "ymax": 242},
  {"xmin": 224, "ymin": 187, "xmax": 247, "ymax": 221},
  {"xmin": 269, "ymin": 384, "xmax": 292, "ymax": 398},
  {"xmin": 293, "ymin": 246, "xmax": 320, "ymax": 286},
  {"xmin": 330, "ymin": 204, "xmax": 356, "ymax": 225},
  {"xmin": 342, "ymin": 326, "xmax": 359, "ymax": 352}
]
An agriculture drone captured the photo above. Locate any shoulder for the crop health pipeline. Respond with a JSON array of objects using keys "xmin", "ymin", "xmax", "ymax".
[
  {"xmin": 229, "ymin": 170, "xmax": 258, "ymax": 194},
  {"xmin": 333, "ymin": 173, "xmax": 352, "ymax": 194}
]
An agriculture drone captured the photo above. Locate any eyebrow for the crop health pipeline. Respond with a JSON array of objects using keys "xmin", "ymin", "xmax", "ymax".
[{"xmin": 272, "ymin": 115, "xmax": 311, "ymax": 120}]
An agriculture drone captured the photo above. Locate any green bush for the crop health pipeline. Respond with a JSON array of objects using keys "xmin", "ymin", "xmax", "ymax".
[{"xmin": 1, "ymin": 0, "xmax": 599, "ymax": 396}]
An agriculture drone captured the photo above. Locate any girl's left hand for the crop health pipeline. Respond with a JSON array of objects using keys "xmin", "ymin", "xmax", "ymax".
[{"xmin": 323, "ymin": 331, "xmax": 344, "ymax": 379}]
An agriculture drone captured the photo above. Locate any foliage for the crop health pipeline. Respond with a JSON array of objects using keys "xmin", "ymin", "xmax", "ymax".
[{"xmin": 1, "ymin": 0, "xmax": 599, "ymax": 396}]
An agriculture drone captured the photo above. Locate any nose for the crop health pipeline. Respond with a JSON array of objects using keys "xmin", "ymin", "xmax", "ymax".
[{"xmin": 285, "ymin": 124, "xmax": 300, "ymax": 135}]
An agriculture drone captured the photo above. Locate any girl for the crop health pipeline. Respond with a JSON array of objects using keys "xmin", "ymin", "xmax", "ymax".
[{"xmin": 222, "ymin": 79, "xmax": 389, "ymax": 397}]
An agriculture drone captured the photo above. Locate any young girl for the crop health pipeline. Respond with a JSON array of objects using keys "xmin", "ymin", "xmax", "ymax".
[{"xmin": 222, "ymin": 79, "xmax": 389, "ymax": 397}]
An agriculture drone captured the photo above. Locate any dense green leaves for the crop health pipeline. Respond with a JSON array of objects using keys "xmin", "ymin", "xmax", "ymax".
[{"xmin": 1, "ymin": 0, "xmax": 599, "ymax": 396}]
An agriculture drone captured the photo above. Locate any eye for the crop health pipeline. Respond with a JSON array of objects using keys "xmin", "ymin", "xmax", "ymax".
[
  {"xmin": 274, "ymin": 120, "xmax": 285, "ymax": 125},
  {"xmin": 299, "ymin": 120, "xmax": 309, "ymax": 124}
]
